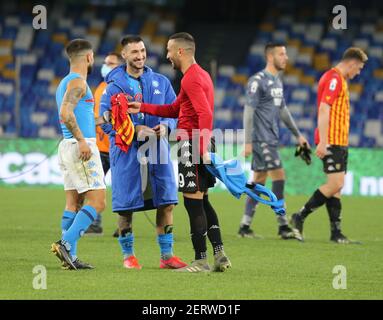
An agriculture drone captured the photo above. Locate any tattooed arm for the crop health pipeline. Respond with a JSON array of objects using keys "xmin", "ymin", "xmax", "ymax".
[{"xmin": 60, "ymin": 78, "xmax": 92, "ymax": 161}]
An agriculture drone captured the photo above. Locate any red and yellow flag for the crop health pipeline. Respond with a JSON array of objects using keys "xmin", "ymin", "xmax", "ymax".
[{"xmin": 111, "ymin": 93, "xmax": 135, "ymax": 152}]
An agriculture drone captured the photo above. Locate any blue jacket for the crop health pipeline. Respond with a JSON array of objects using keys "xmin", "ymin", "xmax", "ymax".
[{"xmin": 100, "ymin": 65, "xmax": 178, "ymax": 212}]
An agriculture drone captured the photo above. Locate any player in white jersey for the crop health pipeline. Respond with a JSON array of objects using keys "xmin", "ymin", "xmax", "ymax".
[{"xmin": 51, "ymin": 39, "xmax": 106, "ymax": 270}]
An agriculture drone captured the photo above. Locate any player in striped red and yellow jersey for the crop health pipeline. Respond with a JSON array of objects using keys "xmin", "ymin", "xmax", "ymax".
[
  {"xmin": 315, "ymin": 67, "xmax": 350, "ymax": 146},
  {"xmin": 291, "ymin": 47, "xmax": 368, "ymax": 244}
]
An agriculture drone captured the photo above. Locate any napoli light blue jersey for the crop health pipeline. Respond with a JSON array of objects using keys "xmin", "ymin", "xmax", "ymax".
[
  {"xmin": 123, "ymin": 72, "xmax": 144, "ymax": 125},
  {"xmin": 56, "ymin": 72, "xmax": 96, "ymax": 139}
]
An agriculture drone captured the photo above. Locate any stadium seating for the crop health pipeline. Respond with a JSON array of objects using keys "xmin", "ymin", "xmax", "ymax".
[
  {"xmin": 212, "ymin": 2, "xmax": 383, "ymax": 147},
  {"xmin": 0, "ymin": 2, "xmax": 382, "ymax": 147},
  {"xmin": 0, "ymin": 3, "xmax": 176, "ymax": 139}
]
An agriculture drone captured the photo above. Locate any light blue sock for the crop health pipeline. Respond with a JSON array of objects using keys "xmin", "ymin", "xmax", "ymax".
[
  {"xmin": 62, "ymin": 205, "xmax": 97, "ymax": 259},
  {"xmin": 61, "ymin": 210, "xmax": 77, "ymax": 260},
  {"xmin": 61, "ymin": 210, "xmax": 76, "ymax": 235},
  {"xmin": 157, "ymin": 233, "xmax": 174, "ymax": 260},
  {"xmin": 118, "ymin": 233, "xmax": 134, "ymax": 259}
]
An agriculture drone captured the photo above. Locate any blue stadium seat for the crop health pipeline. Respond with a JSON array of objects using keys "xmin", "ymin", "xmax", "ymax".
[
  {"xmin": 0, "ymin": 2, "xmax": 381, "ymax": 145},
  {"xmin": 2, "ymin": 26, "xmax": 17, "ymax": 39}
]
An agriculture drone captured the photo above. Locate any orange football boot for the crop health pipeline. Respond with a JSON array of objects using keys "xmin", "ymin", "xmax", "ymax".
[{"xmin": 123, "ymin": 256, "xmax": 142, "ymax": 269}]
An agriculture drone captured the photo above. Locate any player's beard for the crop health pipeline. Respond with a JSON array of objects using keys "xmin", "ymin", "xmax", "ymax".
[
  {"xmin": 274, "ymin": 62, "xmax": 285, "ymax": 71},
  {"xmin": 129, "ymin": 60, "xmax": 145, "ymax": 72},
  {"xmin": 87, "ymin": 64, "xmax": 93, "ymax": 75},
  {"xmin": 170, "ymin": 58, "xmax": 181, "ymax": 70}
]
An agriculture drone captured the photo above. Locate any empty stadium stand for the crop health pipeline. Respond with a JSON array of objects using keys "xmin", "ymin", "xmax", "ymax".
[{"xmin": 0, "ymin": 1, "xmax": 382, "ymax": 147}]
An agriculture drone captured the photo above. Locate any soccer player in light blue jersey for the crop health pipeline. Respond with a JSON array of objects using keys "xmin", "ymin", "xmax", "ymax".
[{"xmin": 51, "ymin": 39, "xmax": 106, "ymax": 270}]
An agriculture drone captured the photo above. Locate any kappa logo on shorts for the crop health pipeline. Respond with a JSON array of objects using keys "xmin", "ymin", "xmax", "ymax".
[
  {"xmin": 182, "ymin": 141, "xmax": 191, "ymax": 148},
  {"xmin": 327, "ymin": 158, "xmax": 335, "ymax": 163},
  {"xmin": 187, "ymin": 181, "xmax": 197, "ymax": 188},
  {"xmin": 186, "ymin": 171, "xmax": 196, "ymax": 178},
  {"xmin": 274, "ymin": 159, "xmax": 281, "ymax": 166},
  {"xmin": 185, "ymin": 161, "xmax": 193, "ymax": 168},
  {"xmin": 183, "ymin": 151, "xmax": 191, "ymax": 157},
  {"xmin": 328, "ymin": 165, "xmax": 335, "ymax": 171},
  {"xmin": 88, "ymin": 161, "xmax": 96, "ymax": 168}
]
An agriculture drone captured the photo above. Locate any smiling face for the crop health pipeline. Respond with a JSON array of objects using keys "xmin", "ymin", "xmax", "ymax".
[
  {"xmin": 121, "ymin": 41, "xmax": 146, "ymax": 71},
  {"xmin": 166, "ymin": 39, "xmax": 182, "ymax": 70}
]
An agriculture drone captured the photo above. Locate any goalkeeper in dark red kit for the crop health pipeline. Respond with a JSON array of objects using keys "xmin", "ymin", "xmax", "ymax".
[{"xmin": 127, "ymin": 32, "xmax": 231, "ymax": 273}]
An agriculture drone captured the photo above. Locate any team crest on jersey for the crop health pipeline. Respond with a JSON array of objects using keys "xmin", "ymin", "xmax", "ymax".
[
  {"xmin": 152, "ymin": 80, "xmax": 159, "ymax": 87},
  {"xmin": 329, "ymin": 78, "xmax": 337, "ymax": 91}
]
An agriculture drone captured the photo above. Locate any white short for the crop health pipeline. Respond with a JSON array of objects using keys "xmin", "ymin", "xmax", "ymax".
[{"xmin": 58, "ymin": 138, "xmax": 106, "ymax": 193}]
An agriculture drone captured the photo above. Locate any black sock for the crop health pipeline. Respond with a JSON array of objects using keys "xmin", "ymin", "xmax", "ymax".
[
  {"xmin": 183, "ymin": 197, "xmax": 207, "ymax": 260},
  {"xmin": 203, "ymin": 195, "xmax": 224, "ymax": 255},
  {"xmin": 272, "ymin": 180, "xmax": 289, "ymax": 227},
  {"xmin": 326, "ymin": 197, "xmax": 342, "ymax": 234},
  {"xmin": 300, "ymin": 189, "xmax": 328, "ymax": 219},
  {"xmin": 272, "ymin": 180, "xmax": 284, "ymax": 200}
]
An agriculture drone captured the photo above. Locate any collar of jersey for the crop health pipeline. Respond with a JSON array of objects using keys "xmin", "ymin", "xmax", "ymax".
[
  {"xmin": 124, "ymin": 72, "xmax": 140, "ymax": 82},
  {"xmin": 263, "ymin": 69, "xmax": 279, "ymax": 80},
  {"xmin": 332, "ymin": 67, "xmax": 345, "ymax": 81}
]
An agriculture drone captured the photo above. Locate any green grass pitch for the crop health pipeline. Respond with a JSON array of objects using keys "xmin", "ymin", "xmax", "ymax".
[{"xmin": 0, "ymin": 188, "xmax": 382, "ymax": 300}]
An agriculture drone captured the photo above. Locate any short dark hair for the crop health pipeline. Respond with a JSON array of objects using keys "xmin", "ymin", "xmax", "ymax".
[
  {"xmin": 342, "ymin": 47, "xmax": 368, "ymax": 63},
  {"xmin": 120, "ymin": 35, "xmax": 144, "ymax": 47},
  {"xmin": 264, "ymin": 43, "xmax": 285, "ymax": 56},
  {"xmin": 169, "ymin": 32, "xmax": 195, "ymax": 53},
  {"xmin": 169, "ymin": 32, "xmax": 195, "ymax": 43},
  {"xmin": 65, "ymin": 39, "xmax": 92, "ymax": 58},
  {"xmin": 107, "ymin": 52, "xmax": 124, "ymax": 63}
]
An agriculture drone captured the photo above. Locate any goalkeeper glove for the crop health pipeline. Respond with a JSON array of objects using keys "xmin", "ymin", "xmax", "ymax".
[{"xmin": 295, "ymin": 142, "xmax": 312, "ymax": 165}]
